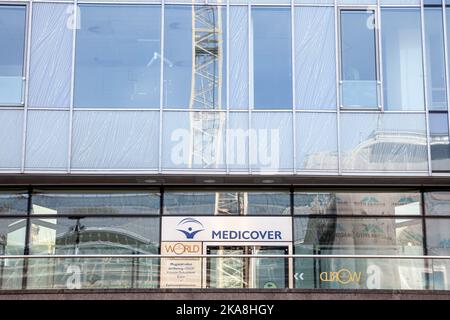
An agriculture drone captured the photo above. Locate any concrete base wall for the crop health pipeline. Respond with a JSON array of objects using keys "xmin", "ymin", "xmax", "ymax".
[{"xmin": 1, "ymin": 289, "xmax": 450, "ymax": 300}]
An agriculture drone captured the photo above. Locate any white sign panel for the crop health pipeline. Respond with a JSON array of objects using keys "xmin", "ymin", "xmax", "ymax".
[
  {"xmin": 162, "ymin": 216, "xmax": 292, "ymax": 242},
  {"xmin": 160, "ymin": 242, "xmax": 202, "ymax": 288}
]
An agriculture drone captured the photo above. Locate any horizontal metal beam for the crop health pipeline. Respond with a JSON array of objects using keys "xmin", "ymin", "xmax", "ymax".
[{"xmin": 1, "ymin": 254, "xmax": 449, "ymax": 259}]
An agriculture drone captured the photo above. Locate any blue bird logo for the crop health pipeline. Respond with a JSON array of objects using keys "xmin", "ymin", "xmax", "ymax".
[{"xmin": 176, "ymin": 218, "xmax": 204, "ymax": 239}]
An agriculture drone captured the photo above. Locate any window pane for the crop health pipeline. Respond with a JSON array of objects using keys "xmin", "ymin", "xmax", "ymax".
[
  {"xmin": 74, "ymin": 5, "xmax": 161, "ymax": 108},
  {"xmin": 25, "ymin": 111, "xmax": 69, "ymax": 169},
  {"xmin": 382, "ymin": 8, "xmax": 424, "ymax": 110},
  {"xmin": 29, "ymin": 217, "xmax": 160, "ymax": 254},
  {"xmin": 29, "ymin": 4, "xmax": 72, "ymax": 108},
  {"xmin": 294, "ymin": 191, "xmax": 421, "ymax": 215},
  {"xmin": 71, "ymin": 111, "xmax": 159, "ymax": 169},
  {"xmin": 31, "ymin": 191, "xmax": 160, "ymax": 215},
  {"xmin": 447, "ymin": 8, "xmax": 450, "ymax": 98},
  {"xmin": 425, "ymin": 192, "xmax": 450, "ymax": 216},
  {"xmin": 230, "ymin": 6, "xmax": 248, "ymax": 109},
  {"xmin": 425, "ymin": 8, "xmax": 447, "ymax": 110},
  {"xmin": 27, "ymin": 217, "xmax": 159, "ymax": 288},
  {"xmin": 296, "ymin": 113, "xmax": 338, "ymax": 171},
  {"xmin": 295, "ymin": 217, "xmax": 424, "ymax": 290},
  {"xmin": 164, "ymin": 5, "xmax": 226, "ymax": 109},
  {"xmin": 426, "ymin": 219, "xmax": 450, "ymax": 255},
  {"xmin": 0, "ymin": 218, "xmax": 26, "ymax": 254},
  {"xmin": 340, "ymin": 113, "xmax": 428, "ymax": 171},
  {"xmin": 429, "ymin": 113, "xmax": 450, "ymax": 171},
  {"xmin": 164, "ymin": 190, "xmax": 290, "ymax": 215},
  {"xmin": 294, "ymin": 217, "xmax": 423, "ymax": 254},
  {"xmin": 227, "ymin": 112, "xmax": 249, "ymax": 170},
  {"xmin": 251, "ymin": 112, "xmax": 293, "ymax": 171},
  {"xmin": 0, "ymin": 110, "xmax": 23, "ymax": 169},
  {"xmin": 340, "ymin": 10, "xmax": 378, "ymax": 109},
  {"xmin": 162, "ymin": 111, "xmax": 226, "ymax": 169},
  {"xmin": 295, "ymin": 7, "xmax": 336, "ymax": 110},
  {"xmin": 0, "ymin": 5, "xmax": 25, "ymax": 105},
  {"xmin": 0, "ymin": 192, "xmax": 28, "ymax": 215},
  {"xmin": 0, "ymin": 218, "xmax": 26, "ymax": 289},
  {"xmin": 252, "ymin": 7, "xmax": 292, "ymax": 109}
]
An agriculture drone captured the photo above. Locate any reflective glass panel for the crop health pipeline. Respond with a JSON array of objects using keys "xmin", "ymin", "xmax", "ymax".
[
  {"xmin": 29, "ymin": 217, "xmax": 160, "ymax": 255},
  {"xmin": 31, "ymin": 191, "xmax": 160, "ymax": 215},
  {"xmin": 340, "ymin": 113, "xmax": 428, "ymax": 171},
  {"xmin": 382, "ymin": 8, "xmax": 424, "ymax": 110},
  {"xmin": 74, "ymin": 5, "xmax": 161, "ymax": 108},
  {"xmin": 294, "ymin": 191, "xmax": 421, "ymax": 215},
  {"xmin": 425, "ymin": 8, "xmax": 447, "ymax": 110},
  {"xmin": 429, "ymin": 113, "xmax": 450, "ymax": 171},
  {"xmin": 340, "ymin": 10, "xmax": 378, "ymax": 109},
  {"xmin": 0, "ymin": 218, "xmax": 26, "ymax": 289},
  {"xmin": 425, "ymin": 192, "xmax": 450, "ymax": 215},
  {"xmin": 0, "ymin": 192, "xmax": 28, "ymax": 215},
  {"xmin": 426, "ymin": 219, "xmax": 450, "ymax": 255},
  {"xmin": 252, "ymin": 7, "xmax": 292, "ymax": 109},
  {"xmin": 163, "ymin": 190, "xmax": 290, "ymax": 215},
  {"xmin": 294, "ymin": 217, "xmax": 424, "ymax": 255},
  {"xmin": 28, "ymin": 217, "xmax": 159, "ymax": 289},
  {"xmin": 164, "ymin": 5, "xmax": 226, "ymax": 109},
  {"xmin": 0, "ymin": 5, "xmax": 26, "ymax": 105}
]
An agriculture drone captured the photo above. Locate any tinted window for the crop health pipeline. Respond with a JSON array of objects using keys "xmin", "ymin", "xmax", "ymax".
[
  {"xmin": 252, "ymin": 7, "xmax": 292, "ymax": 109},
  {"xmin": 340, "ymin": 10, "xmax": 378, "ymax": 108},
  {"xmin": 382, "ymin": 8, "xmax": 424, "ymax": 110},
  {"xmin": 0, "ymin": 5, "xmax": 26, "ymax": 105},
  {"xmin": 74, "ymin": 5, "xmax": 161, "ymax": 108}
]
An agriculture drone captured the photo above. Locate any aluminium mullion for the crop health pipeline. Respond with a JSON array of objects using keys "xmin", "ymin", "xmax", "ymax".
[
  {"xmin": 291, "ymin": 0, "xmax": 296, "ymax": 175},
  {"xmin": 443, "ymin": 2, "xmax": 450, "ymax": 170},
  {"xmin": 248, "ymin": 2, "xmax": 252, "ymax": 175},
  {"xmin": 20, "ymin": 1, "xmax": 32, "ymax": 173},
  {"xmin": 68, "ymin": 1, "xmax": 78, "ymax": 173},
  {"xmin": 159, "ymin": 1, "xmax": 165, "ymax": 173},
  {"xmin": 421, "ymin": 0, "xmax": 433, "ymax": 176},
  {"xmin": 226, "ymin": 0, "xmax": 230, "ymax": 174},
  {"xmin": 334, "ymin": 0, "xmax": 341, "ymax": 175}
]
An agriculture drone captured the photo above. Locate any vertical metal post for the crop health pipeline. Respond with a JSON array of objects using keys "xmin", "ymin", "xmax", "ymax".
[
  {"xmin": 21, "ymin": 0, "xmax": 33, "ymax": 173},
  {"xmin": 291, "ymin": 0, "xmax": 296, "ymax": 175},
  {"xmin": 334, "ymin": 0, "xmax": 342, "ymax": 175},
  {"xmin": 68, "ymin": 0, "xmax": 78, "ymax": 173},
  {"xmin": 159, "ymin": 1, "xmax": 165, "ymax": 174},
  {"xmin": 421, "ymin": 0, "xmax": 434, "ymax": 176},
  {"xmin": 22, "ymin": 186, "xmax": 32, "ymax": 290}
]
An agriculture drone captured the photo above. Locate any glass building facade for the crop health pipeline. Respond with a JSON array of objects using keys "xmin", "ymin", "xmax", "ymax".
[{"xmin": 1, "ymin": 0, "xmax": 450, "ymax": 292}]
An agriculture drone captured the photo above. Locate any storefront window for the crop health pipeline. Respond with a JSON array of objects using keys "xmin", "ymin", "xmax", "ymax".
[
  {"xmin": 163, "ymin": 190, "xmax": 290, "ymax": 215},
  {"xmin": 27, "ymin": 217, "xmax": 160, "ymax": 289},
  {"xmin": 0, "ymin": 218, "xmax": 26, "ymax": 290},
  {"xmin": 294, "ymin": 217, "xmax": 424, "ymax": 289},
  {"xmin": 294, "ymin": 191, "xmax": 421, "ymax": 215},
  {"xmin": 0, "ymin": 192, "xmax": 28, "ymax": 215},
  {"xmin": 31, "ymin": 190, "xmax": 160, "ymax": 215}
]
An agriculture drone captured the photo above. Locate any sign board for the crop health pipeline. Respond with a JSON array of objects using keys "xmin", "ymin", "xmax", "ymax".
[
  {"xmin": 160, "ymin": 241, "xmax": 202, "ymax": 288},
  {"xmin": 162, "ymin": 216, "xmax": 292, "ymax": 242}
]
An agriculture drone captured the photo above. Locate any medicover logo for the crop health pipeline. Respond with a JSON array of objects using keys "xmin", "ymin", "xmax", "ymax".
[{"xmin": 176, "ymin": 218, "xmax": 205, "ymax": 239}]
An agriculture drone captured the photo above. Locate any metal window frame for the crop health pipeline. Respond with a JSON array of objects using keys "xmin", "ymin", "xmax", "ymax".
[
  {"xmin": 337, "ymin": 5, "xmax": 382, "ymax": 111},
  {"xmin": 0, "ymin": 0, "xmax": 441, "ymax": 176}
]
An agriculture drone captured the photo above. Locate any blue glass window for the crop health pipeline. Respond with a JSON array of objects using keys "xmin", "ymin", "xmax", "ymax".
[
  {"xmin": 382, "ymin": 8, "xmax": 424, "ymax": 111},
  {"xmin": 424, "ymin": 8, "xmax": 447, "ymax": 110},
  {"xmin": 340, "ymin": 10, "xmax": 378, "ymax": 109},
  {"xmin": 74, "ymin": 5, "xmax": 161, "ymax": 108},
  {"xmin": 0, "ymin": 6, "xmax": 26, "ymax": 105},
  {"xmin": 164, "ymin": 6, "xmax": 227, "ymax": 109},
  {"xmin": 430, "ymin": 113, "xmax": 450, "ymax": 171},
  {"xmin": 252, "ymin": 7, "xmax": 292, "ymax": 109}
]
